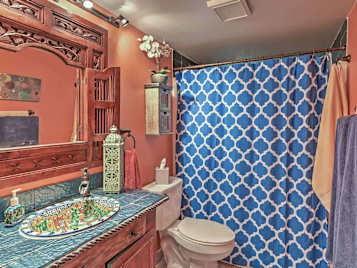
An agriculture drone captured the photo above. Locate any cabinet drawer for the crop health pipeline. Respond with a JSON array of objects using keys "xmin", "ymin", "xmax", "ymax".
[
  {"xmin": 123, "ymin": 215, "xmax": 147, "ymax": 244},
  {"xmin": 159, "ymin": 111, "xmax": 170, "ymax": 133},
  {"xmin": 159, "ymin": 88, "xmax": 171, "ymax": 111},
  {"xmin": 106, "ymin": 229, "xmax": 155, "ymax": 268}
]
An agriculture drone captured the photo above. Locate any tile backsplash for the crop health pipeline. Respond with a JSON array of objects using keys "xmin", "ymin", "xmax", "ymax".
[{"xmin": 0, "ymin": 172, "xmax": 102, "ymax": 222}]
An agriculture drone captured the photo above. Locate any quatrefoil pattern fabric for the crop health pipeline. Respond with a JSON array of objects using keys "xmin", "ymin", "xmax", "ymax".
[{"xmin": 175, "ymin": 55, "xmax": 330, "ymax": 267}]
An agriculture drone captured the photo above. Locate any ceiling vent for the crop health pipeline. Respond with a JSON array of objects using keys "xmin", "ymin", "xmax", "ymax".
[{"xmin": 206, "ymin": 0, "xmax": 251, "ymax": 22}]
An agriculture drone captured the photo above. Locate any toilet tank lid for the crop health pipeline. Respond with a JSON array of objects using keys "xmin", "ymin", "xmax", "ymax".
[{"xmin": 143, "ymin": 177, "xmax": 182, "ymax": 194}]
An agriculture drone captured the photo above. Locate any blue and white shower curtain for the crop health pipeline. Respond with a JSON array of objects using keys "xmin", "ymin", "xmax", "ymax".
[{"xmin": 176, "ymin": 54, "xmax": 329, "ymax": 267}]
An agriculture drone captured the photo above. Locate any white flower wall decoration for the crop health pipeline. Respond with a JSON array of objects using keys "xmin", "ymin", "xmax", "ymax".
[{"xmin": 138, "ymin": 35, "xmax": 171, "ymax": 72}]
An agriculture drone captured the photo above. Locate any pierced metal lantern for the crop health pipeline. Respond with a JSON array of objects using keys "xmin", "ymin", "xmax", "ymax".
[{"xmin": 103, "ymin": 125, "xmax": 124, "ymax": 193}]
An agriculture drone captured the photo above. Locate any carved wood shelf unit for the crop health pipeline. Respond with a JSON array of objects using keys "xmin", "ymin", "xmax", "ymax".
[
  {"xmin": 0, "ymin": 0, "xmax": 119, "ymax": 188},
  {"xmin": 145, "ymin": 83, "xmax": 172, "ymax": 135}
]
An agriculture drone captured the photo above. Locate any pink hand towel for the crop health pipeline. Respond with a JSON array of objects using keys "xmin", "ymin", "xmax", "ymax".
[{"xmin": 124, "ymin": 149, "xmax": 142, "ymax": 190}]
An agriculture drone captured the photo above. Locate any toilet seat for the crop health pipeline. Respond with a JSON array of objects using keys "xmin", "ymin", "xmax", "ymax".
[
  {"xmin": 168, "ymin": 218, "xmax": 235, "ymax": 259},
  {"xmin": 177, "ymin": 218, "xmax": 235, "ymax": 246}
]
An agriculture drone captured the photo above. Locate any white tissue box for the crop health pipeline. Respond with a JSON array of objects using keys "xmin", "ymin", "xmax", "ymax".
[{"xmin": 155, "ymin": 167, "xmax": 169, "ymax": 184}]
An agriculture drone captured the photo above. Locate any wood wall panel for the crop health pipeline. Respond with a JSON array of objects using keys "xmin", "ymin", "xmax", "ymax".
[{"xmin": 0, "ymin": 0, "xmax": 44, "ymax": 21}]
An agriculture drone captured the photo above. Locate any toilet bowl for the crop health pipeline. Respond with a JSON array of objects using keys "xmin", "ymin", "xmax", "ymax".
[
  {"xmin": 143, "ymin": 177, "xmax": 235, "ymax": 268},
  {"xmin": 168, "ymin": 218, "xmax": 235, "ymax": 268}
]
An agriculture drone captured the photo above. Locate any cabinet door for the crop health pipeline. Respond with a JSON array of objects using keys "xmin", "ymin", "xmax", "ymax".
[
  {"xmin": 123, "ymin": 235, "xmax": 154, "ymax": 268},
  {"xmin": 159, "ymin": 111, "xmax": 171, "ymax": 134},
  {"xmin": 107, "ymin": 229, "xmax": 155, "ymax": 268},
  {"xmin": 159, "ymin": 88, "xmax": 171, "ymax": 111}
]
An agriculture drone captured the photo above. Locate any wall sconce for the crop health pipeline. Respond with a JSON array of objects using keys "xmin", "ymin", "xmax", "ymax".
[
  {"xmin": 74, "ymin": 0, "xmax": 130, "ymax": 28},
  {"xmin": 109, "ymin": 15, "xmax": 129, "ymax": 28}
]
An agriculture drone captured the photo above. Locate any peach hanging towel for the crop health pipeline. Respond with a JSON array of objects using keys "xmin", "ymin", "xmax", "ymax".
[
  {"xmin": 124, "ymin": 149, "xmax": 142, "ymax": 190},
  {"xmin": 312, "ymin": 61, "xmax": 349, "ymax": 212}
]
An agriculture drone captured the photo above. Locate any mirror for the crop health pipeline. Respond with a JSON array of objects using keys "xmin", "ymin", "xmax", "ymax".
[{"xmin": 0, "ymin": 47, "xmax": 81, "ymax": 148}]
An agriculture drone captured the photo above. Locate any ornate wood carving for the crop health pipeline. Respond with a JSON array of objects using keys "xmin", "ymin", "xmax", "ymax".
[
  {"xmin": 0, "ymin": 148, "xmax": 87, "ymax": 177},
  {"xmin": 51, "ymin": 156, "xmax": 60, "ymax": 164},
  {"xmin": 0, "ymin": 0, "xmax": 42, "ymax": 20},
  {"xmin": 8, "ymin": 162, "xmax": 21, "ymax": 172},
  {"xmin": 32, "ymin": 159, "xmax": 42, "ymax": 168},
  {"xmin": 52, "ymin": 12, "xmax": 102, "ymax": 45},
  {"xmin": 0, "ymin": 0, "xmax": 108, "ymax": 69},
  {"xmin": 0, "ymin": 0, "xmax": 110, "ymax": 189},
  {"xmin": 93, "ymin": 51, "xmax": 102, "ymax": 70},
  {"xmin": 87, "ymin": 68, "xmax": 120, "ymax": 165},
  {"xmin": 0, "ymin": 143, "xmax": 89, "ymax": 188},
  {"xmin": 0, "ymin": 21, "xmax": 83, "ymax": 64}
]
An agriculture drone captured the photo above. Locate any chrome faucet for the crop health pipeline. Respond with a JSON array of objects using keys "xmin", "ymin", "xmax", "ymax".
[{"xmin": 79, "ymin": 168, "xmax": 90, "ymax": 198}]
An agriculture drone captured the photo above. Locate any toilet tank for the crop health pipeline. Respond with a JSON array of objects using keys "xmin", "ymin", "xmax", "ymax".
[{"xmin": 143, "ymin": 177, "xmax": 183, "ymax": 231}]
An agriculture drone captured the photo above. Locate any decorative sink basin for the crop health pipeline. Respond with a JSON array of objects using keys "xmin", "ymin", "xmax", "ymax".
[{"xmin": 19, "ymin": 196, "xmax": 120, "ymax": 239}]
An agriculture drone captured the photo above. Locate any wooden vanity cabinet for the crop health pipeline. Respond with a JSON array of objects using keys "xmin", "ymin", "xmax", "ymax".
[{"xmin": 61, "ymin": 210, "xmax": 156, "ymax": 268}]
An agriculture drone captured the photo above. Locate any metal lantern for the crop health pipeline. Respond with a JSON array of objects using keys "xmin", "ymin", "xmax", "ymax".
[{"xmin": 103, "ymin": 125, "xmax": 124, "ymax": 193}]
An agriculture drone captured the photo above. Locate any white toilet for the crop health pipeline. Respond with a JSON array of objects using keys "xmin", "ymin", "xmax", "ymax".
[{"xmin": 144, "ymin": 177, "xmax": 235, "ymax": 268}]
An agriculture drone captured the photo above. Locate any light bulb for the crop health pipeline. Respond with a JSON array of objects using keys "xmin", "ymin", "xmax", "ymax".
[
  {"xmin": 118, "ymin": 14, "xmax": 129, "ymax": 27},
  {"xmin": 83, "ymin": 0, "xmax": 93, "ymax": 9}
]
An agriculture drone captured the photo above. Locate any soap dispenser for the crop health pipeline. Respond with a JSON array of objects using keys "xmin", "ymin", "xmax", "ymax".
[{"xmin": 4, "ymin": 188, "xmax": 25, "ymax": 227}]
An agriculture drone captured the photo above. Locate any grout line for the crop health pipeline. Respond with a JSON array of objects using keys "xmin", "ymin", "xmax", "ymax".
[
  {"xmin": 33, "ymin": 188, "xmax": 36, "ymax": 212},
  {"xmin": 3, "ymin": 242, "xmax": 55, "ymax": 267},
  {"xmin": 0, "ymin": 238, "xmax": 23, "ymax": 251},
  {"xmin": 40, "ymin": 251, "xmax": 53, "ymax": 259}
]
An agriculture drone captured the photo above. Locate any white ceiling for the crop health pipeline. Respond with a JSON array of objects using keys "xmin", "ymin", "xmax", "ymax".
[{"xmin": 96, "ymin": 0, "xmax": 355, "ymax": 64}]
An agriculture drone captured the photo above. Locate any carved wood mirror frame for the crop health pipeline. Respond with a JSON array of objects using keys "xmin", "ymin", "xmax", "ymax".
[{"xmin": 0, "ymin": 0, "xmax": 113, "ymax": 188}]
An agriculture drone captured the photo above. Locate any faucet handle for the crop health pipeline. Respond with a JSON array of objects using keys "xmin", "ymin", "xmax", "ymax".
[
  {"xmin": 81, "ymin": 167, "xmax": 89, "ymax": 180},
  {"xmin": 80, "ymin": 167, "xmax": 90, "ymax": 197},
  {"xmin": 81, "ymin": 167, "xmax": 88, "ymax": 173}
]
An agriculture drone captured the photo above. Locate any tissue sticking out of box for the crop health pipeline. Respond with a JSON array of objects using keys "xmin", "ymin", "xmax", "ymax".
[
  {"xmin": 160, "ymin": 158, "xmax": 166, "ymax": 169},
  {"xmin": 156, "ymin": 158, "xmax": 169, "ymax": 184}
]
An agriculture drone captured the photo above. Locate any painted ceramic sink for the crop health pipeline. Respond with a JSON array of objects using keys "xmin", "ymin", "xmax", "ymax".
[{"xmin": 19, "ymin": 196, "xmax": 120, "ymax": 239}]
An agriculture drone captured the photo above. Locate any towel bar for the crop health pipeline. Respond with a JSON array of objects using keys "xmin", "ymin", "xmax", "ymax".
[{"xmin": 120, "ymin": 128, "xmax": 136, "ymax": 148}]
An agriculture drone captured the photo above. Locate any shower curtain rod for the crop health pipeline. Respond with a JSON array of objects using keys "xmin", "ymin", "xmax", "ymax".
[{"xmin": 173, "ymin": 46, "xmax": 346, "ymax": 71}]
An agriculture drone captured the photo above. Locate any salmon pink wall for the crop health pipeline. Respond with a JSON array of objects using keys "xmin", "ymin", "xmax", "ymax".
[
  {"xmin": 53, "ymin": 0, "xmax": 174, "ymax": 186},
  {"xmin": 348, "ymin": 3, "xmax": 357, "ymax": 113},
  {"xmin": 0, "ymin": 48, "xmax": 77, "ymax": 145}
]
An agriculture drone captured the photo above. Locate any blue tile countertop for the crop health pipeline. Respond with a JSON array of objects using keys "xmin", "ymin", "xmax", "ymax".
[{"xmin": 0, "ymin": 189, "xmax": 168, "ymax": 268}]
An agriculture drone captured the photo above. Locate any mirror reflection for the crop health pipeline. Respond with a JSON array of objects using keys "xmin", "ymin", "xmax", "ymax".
[{"xmin": 0, "ymin": 47, "xmax": 81, "ymax": 148}]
